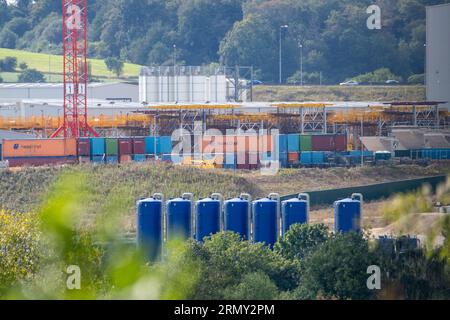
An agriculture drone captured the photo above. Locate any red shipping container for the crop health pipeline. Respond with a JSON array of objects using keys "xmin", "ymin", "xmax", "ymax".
[
  {"xmin": 132, "ymin": 138, "xmax": 146, "ymax": 155},
  {"xmin": 312, "ymin": 135, "xmax": 335, "ymax": 151},
  {"xmin": 78, "ymin": 156, "xmax": 91, "ymax": 164},
  {"xmin": 334, "ymin": 135, "xmax": 347, "ymax": 152},
  {"xmin": 288, "ymin": 152, "xmax": 300, "ymax": 163},
  {"xmin": 77, "ymin": 139, "xmax": 91, "ymax": 156},
  {"xmin": 118, "ymin": 139, "xmax": 133, "ymax": 155},
  {"xmin": 120, "ymin": 155, "xmax": 132, "ymax": 164},
  {"xmin": 5, "ymin": 156, "xmax": 77, "ymax": 168}
]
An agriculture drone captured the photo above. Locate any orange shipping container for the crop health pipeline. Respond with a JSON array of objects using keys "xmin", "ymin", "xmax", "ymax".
[
  {"xmin": 2, "ymin": 139, "xmax": 77, "ymax": 158},
  {"xmin": 202, "ymin": 135, "xmax": 272, "ymax": 153},
  {"xmin": 288, "ymin": 152, "xmax": 300, "ymax": 163}
]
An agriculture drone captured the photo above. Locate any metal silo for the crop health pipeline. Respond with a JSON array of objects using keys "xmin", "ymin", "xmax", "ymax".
[
  {"xmin": 223, "ymin": 193, "xmax": 252, "ymax": 240},
  {"xmin": 252, "ymin": 193, "xmax": 280, "ymax": 247},
  {"xmin": 281, "ymin": 193, "xmax": 310, "ymax": 237},
  {"xmin": 136, "ymin": 193, "xmax": 164, "ymax": 261},
  {"xmin": 194, "ymin": 193, "xmax": 223, "ymax": 242},
  {"xmin": 166, "ymin": 193, "xmax": 194, "ymax": 241},
  {"xmin": 334, "ymin": 193, "xmax": 363, "ymax": 233}
]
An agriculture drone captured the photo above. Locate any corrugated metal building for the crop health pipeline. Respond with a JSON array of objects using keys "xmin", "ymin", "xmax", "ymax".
[
  {"xmin": 0, "ymin": 82, "xmax": 139, "ymax": 102},
  {"xmin": 426, "ymin": 4, "xmax": 450, "ymax": 110}
]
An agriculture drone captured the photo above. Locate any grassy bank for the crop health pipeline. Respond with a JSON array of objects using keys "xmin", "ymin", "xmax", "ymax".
[
  {"xmin": 253, "ymin": 85, "xmax": 426, "ymax": 102},
  {"xmin": 1, "ymin": 163, "xmax": 449, "ymax": 233},
  {"xmin": 0, "ymin": 48, "xmax": 141, "ymax": 81}
]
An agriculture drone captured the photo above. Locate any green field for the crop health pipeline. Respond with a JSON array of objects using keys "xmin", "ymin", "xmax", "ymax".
[
  {"xmin": 253, "ymin": 85, "xmax": 426, "ymax": 102},
  {"xmin": 0, "ymin": 48, "xmax": 141, "ymax": 81}
]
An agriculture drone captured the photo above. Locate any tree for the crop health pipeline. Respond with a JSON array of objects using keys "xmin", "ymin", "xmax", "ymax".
[
  {"xmin": 105, "ymin": 57, "xmax": 124, "ymax": 77},
  {"xmin": 352, "ymin": 68, "xmax": 402, "ymax": 84},
  {"xmin": 294, "ymin": 232, "xmax": 375, "ymax": 300},
  {"xmin": 0, "ymin": 29, "xmax": 17, "ymax": 49},
  {"xmin": 223, "ymin": 272, "xmax": 279, "ymax": 300},
  {"xmin": 5, "ymin": 17, "xmax": 30, "ymax": 37},
  {"xmin": 274, "ymin": 224, "xmax": 330, "ymax": 261},
  {"xmin": 19, "ymin": 62, "xmax": 28, "ymax": 71},
  {"xmin": 0, "ymin": 75, "xmax": 3, "ymax": 83},
  {"xmin": 0, "ymin": 57, "xmax": 18, "ymax": 72},
  {"xmin": 18, "ymin": 69, "xmax": 45, "ymax": 83},
  {"xmin": 187, "ymin": 232, "xmax": 300, "ymax": 300}
]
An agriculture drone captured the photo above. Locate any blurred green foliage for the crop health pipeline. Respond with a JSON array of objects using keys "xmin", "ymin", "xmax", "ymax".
[{"xmin": 0, "ymin": 171, "xmax": 449, "ymax": 300}]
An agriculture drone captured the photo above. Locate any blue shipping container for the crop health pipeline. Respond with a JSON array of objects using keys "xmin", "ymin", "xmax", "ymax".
[
  {"xmin": 90, "ymin": 138, "xmax": 105, "ymax": 156},
  {"xmin": 159, "ymin": 136, "xmax": 173, "ymax": 155},
  {"xmin": 287, "ymin": 134, "xmax": 300, "ymax": 152},
  {"xmin": 278, "ymin": 134, "xmax": 288, "ymax": 154},
  {"xmin": 301, "ymin": 152, "xmax": 312, "ymax": 165},
  {"xmin": 133, "ymin": 154, "xmax": 147, "ymax": 162},
  {"xmin": 91, "ymin": 155, "xmax": 105, "ymax": 164},
  {"xmin": 145, "ymin": 137, "xmax": 158, "ymax": 155},
  {"xmin": 312, "ymin": 152, "xmax": 325, "ymax": 164},
  {"xmin": 106, "ymin": 156, "xmax": 118, "ymax": 164}
]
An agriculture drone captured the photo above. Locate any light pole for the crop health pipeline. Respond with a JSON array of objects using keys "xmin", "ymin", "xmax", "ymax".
[
  {"xmin": 279, "ymin": 25, "xmax": 288, "ymax": 84},
  {"xmin": 299, "ymin": 42, "xmax": 304, "ymax": 86},
  {"xmin": 173, "ymin": 44, "xmax": 177, "ymax": 67},
  {"xmin": 48, "ymin": 44, "xmax": 52, "ymax": 82}
]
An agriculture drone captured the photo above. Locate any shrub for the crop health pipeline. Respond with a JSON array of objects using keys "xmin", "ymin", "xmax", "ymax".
[
  {"xmin": 0, "ymin": 211, "xmax": 41, "ymax": 296},
  {"xmin": 294, "ymin": 232, "xmax": 375, "ymax": 300},
  {"xmin": 408, "ymin": 74, "xmax": 425, "ymax": 85},
  {"xmin": 223, "ymin": 272, "xmax": 279, "ymax": 300},
  {"xmin": 274, "ymin": 224, "xmax": 330, "ymax": 261},
  {"xmin": 18, "ymin": 69, "xmax": 45, "ymax": 83}
]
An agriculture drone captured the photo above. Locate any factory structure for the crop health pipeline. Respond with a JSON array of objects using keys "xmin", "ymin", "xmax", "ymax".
[{"xmin": 0, "ymin": 1, "xmax": 449, "ymax": 168}]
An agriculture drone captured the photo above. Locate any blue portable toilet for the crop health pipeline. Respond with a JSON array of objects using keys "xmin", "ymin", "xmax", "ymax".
[
  {"xmin": 195, "ymin": 194, "xmax": 222, "ymax": 242},
  {"xmin": 252, "ymin": 194, "xmax": 280, "ymax": 247},
  {"xmin": 224, "ymin": 194, "xmax": 251, "ymax": 239},
  {"xmin": 281, "ymin": 193, "xmax": 309, "ymax": 236},
  {"xmin": 166, "ymin": 194, "xmax": 193, "ymax": 240},
  {"xmin": 334, "ymin": 193, "xmax": 363, "ymax": 233},
  {"xmin": 136, "ymin": 194, "xmax": 164, "ymax": 261}
]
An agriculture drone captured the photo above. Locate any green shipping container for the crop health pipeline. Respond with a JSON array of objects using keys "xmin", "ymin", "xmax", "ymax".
[
  {"xmin": 300, "ymin": 135, "xmax": 312, "ymax": 151},
  {"xmin": 105, "ymin": 138, "xmax": 119, "ymax": 155}
]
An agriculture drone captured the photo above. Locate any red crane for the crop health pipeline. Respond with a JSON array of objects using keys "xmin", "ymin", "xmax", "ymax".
[{"xmin": 51, "ymin": 0, "xmax": 98, "ymax": 138}]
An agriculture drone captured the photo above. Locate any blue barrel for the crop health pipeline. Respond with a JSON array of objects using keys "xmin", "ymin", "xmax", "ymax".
[
  {"xmin": 166, "ymin": 198, "xmax": 192, "ymax": 240},
  {"xmin": 252, "ymin": 198, "xmax": 278, "ymax": 247},
  {"xmin": 224, "ymin": 198, "xmax": 250, "ymax": 239},
  {"xmin": 136, "ymin": 197, "xmax": 163, "ymax": 260},
  {"xmin": 281, "ymin": 197, "xmax": 308, "ymax": 236},
  {"xmin": 195, "ymin": 198, "xmax": 221, "ymax": 242},
  {"xmin": 334, "ymin": 195, "xmax": 362, "ymax": 233}
]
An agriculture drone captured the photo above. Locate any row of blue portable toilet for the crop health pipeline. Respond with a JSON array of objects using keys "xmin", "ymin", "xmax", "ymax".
[{"xmin": 137, "ymin": 192, "xmax": 362, "ymax": 260}]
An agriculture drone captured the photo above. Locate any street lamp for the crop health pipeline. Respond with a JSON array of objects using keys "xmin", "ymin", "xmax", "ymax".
[
  {"xmin": 173, "ymin": 44, "xmax": 177, "ymax": 67},
  {"xmin": 279, "ymin": 25, "xmax": 289, "ymax": 84},
  {"xmin": 298, "ymin": 42, "xmax": 304, "ymax": 86}
]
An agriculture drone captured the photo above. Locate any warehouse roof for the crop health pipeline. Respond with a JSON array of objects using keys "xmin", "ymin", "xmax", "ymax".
[
  {"xmin": 0, "ymin": 82, "xmax": 137, "ymax": 89},
  {"xmin": 0, "ymin": 129, "xmax": 36, "ymax": 141}
]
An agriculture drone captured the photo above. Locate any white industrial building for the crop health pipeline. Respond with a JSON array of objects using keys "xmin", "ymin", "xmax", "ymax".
[
  {"xmin": 0, "ymin": 82, "xmax": 139, "ymax": 102},
  {"xmin": 426, "ymin": 4, "xmax": 450, "ymax": 110},
  {"xmin": 139, "ymin": 66, "xmax": 247, "ymax": 104}
]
